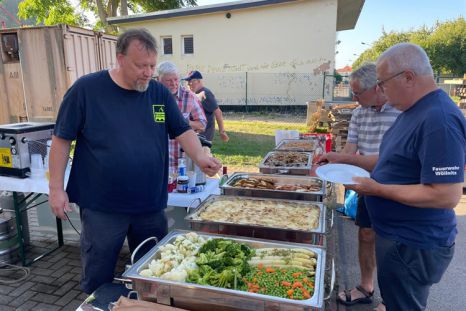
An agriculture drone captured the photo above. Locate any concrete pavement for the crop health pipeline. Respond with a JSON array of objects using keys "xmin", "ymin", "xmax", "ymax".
[
  {"xmin": 334, "ymin": 192, "xmax": 466, "ymax": 311},
  {"xmin": 0, "ymin": 193, "xmax": 464, "ymax": 310}
]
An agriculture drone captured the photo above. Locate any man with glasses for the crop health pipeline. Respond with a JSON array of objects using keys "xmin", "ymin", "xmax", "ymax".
[
  {"xmin": 184, "ymin": 70, "xmax": 229, "ymax": 143},
  {"xmin": 320, "ymin": 63, "xmax": 400, "ymax": 307},
  {"xmin": 349, "ymin": 43, "xmax": 466, "ymax": 310}
]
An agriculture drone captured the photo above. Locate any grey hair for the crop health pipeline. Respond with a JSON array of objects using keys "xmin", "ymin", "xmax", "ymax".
[
  {"xmin": 350, "ymin": 63, "xmax": 377, "ymax": 89},
  {"xmin": 376, "ymin": 42, "xmax": 433, "ymax": 76},
  {"xmin": 156, "ymin": 61, "xmax": 179, "ymax": 78},
  {"xmin": 116, "ymin": 28, "xmax": 158, "ymax": 55}
]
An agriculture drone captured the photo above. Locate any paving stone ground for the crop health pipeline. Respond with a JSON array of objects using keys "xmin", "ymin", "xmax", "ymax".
[
  {"xmin": 0, "ymin": 206, "xmax": 130, "ymax": 311},
  {"xmin": 1, "ymin": 192, "xmax": 465, "ymax": 310}
]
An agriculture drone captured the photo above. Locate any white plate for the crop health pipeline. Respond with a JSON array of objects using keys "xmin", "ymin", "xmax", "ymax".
[{"xmin": 315, "ymin": 164, "xmax": 370, "ymax": 184}]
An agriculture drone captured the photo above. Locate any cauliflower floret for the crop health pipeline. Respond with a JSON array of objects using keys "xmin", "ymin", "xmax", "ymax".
[
  {"xmin": 142, "ymin": 233, "xmax": 207, "ymax": 281},
  {"xmin": 179, "ymin": 257, "xmax": 198, "ymax": 272},
  {"xmin": 160, "ymin": 268, "xmax": 188, "ymax": 282},
  {"xmin": 149, "ymin": 261, "xmax": 164, "ymax": 276},
  {"xmin": 139, "ymin": 269, "xmax": 154, "ymax": 277},
  {"xmin": 174, "ymin": 235, "xmax": 186, "ymax": 246},
  {"xmin": 160, "ymin": 244, "xmax": 176, "ymax": 252},
  {"xmin": 185, "ymin": 232, "xmax": 198, "ymax": 241}
]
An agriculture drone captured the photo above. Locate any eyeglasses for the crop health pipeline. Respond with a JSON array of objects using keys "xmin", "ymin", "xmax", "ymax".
[
  {"xmin": 376, "ymin": 71, "xmax": 405, "ymax": 91},
  {"xmin": 351, "ymin": 87, "xmax": 370, "ymax": 99}
]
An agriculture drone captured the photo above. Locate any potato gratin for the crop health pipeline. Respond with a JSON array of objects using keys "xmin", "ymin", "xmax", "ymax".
[{"xmin": 197, "ymin": 198, "xmax": 320, "ymax": 231}]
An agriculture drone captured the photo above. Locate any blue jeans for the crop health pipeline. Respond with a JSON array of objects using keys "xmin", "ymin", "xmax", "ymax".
[
  {"xmin": 375, "ymin": 234, "xmax": 454, "ymax": 311},
  {"xmin": 79, "ymin": 208, "xmax": 168, "ymax": 294}
]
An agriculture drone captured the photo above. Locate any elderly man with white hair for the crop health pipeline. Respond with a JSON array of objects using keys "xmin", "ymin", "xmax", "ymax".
[
  {"xmin": 348, "ymin": 43, "xmax": 466, "ymax": 310},
  {"xmin": 156, "ymin": 61, "xmax": 207, "ymax": 172}
]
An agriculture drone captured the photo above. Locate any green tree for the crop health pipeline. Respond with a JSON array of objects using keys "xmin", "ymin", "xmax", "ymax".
[
  {"xmin": 426, "ymin": 18, "xmax": 466, "ymax": 75},
  {"xmin": 18, "ymin": 0, "xmax": 197, "ymax": 32},
  {"xmin": 333, "ymin": 70, "xmax": 342, "ymax": 84},
  {"xmin": 18, "ymin": 0, "xmax": 88, "ymax": 26},
  {"xmin": 352, "ymin": 18, "xmax": 465, "ymax": 75}
]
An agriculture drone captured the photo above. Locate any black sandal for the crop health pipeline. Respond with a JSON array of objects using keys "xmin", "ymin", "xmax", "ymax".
[{"xmin": 337, "ymin": 285, "xmax": 374, "ymax": 305}]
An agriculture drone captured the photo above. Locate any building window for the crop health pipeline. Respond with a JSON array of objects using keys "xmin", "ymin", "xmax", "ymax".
[
  {"xmin": 182, "ymin": 35, "xmax": 194, "ymax": 54},
  {"xmin": 161, "ymin": 37, "xmax": 173, "ymax": 55}
]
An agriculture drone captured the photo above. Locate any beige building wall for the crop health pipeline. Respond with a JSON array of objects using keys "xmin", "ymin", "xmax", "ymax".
[{"xmin": 117, "ymin": 0, "xmax": 338, "ymax": 105}]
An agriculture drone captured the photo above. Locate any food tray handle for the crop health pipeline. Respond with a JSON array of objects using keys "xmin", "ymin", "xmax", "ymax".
[
  {"xmin": 131, "ymin": 236, "xmax": 159, "ymax": 265},
  {"xmin": 187, "ymin": 198, "xmax": 202, "ymax": 214},
  {"xmin": 324, "ymin": 258, "xmax": 336, "ymax": 300}
]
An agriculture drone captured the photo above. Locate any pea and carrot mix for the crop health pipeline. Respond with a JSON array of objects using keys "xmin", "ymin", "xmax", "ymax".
[{"xmin": 240, "ymin": 264, "xmax": 315, "ymax": 300}]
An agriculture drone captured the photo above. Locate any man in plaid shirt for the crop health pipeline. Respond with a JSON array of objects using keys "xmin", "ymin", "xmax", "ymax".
[{"xmin": 157, "ymin": 61, "xmax": 207, "ymax": 171}]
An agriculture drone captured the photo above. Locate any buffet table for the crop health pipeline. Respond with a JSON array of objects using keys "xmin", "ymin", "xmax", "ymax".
[
  {"xmin": 166, "ymin": 178, "xmax": 220, "ymax": 230},
  {"xmin": 0, "ymin": 174, "xmax": 64, "ymax": 266},
  {"xmin": 0, "ymin": 175, "xmax": 221, "ymax": 265}
]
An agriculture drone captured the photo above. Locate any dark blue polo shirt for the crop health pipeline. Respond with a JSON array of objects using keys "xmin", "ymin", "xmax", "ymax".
[
  {"xmin": 54, "ymin": 70, "xmax": 190, "ymax": 214},
  {"xmin": 366, "ymin": 89, "xmax": 466, "ymax": 249}
]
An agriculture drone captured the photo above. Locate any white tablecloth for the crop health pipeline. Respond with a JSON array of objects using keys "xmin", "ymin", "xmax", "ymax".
[
  {"xmin": 0, "ymin": 170, "xmax": 70, "ymax": 195},
  {"xmin": 0, "ymin": 175, "xmax": 51, "ymax": 194},
  {"xmin": 0, "ymin": 175, "xmax": 220, "ymax": 208},
  {"xmin": 167, "ymin": 178, "xmax": 220, "ymax": 208}
]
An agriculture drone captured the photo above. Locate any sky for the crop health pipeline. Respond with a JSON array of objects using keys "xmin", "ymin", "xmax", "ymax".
[{"xmin": 195, "ymin": 0, "xmax": 465, "ymax": 69}]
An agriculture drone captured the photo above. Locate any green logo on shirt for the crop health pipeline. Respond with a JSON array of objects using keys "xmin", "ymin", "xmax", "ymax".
[{"xmin": 153, "ymin": 105, "xmax": 165, "ymax": 122}]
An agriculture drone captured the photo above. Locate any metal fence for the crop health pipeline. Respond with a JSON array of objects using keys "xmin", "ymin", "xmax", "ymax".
[{"xmin": 186, "ymin": 73, "xmax": 463, "ymax": 109}]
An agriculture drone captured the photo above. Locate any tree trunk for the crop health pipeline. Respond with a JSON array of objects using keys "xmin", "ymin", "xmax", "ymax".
[
  {"xmin": 95, "ymin": 0, "xmax": 108, "ymax": 26},
  {"xmin": 111, "ymin": 0, "xmax": 119, "ymax": 17},
  {"xmin": 121, "ymin": 0, "xmax": 128, "ymax": 16}
]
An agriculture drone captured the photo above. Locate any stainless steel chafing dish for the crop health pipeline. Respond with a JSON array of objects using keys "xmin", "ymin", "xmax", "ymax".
[
  {"xmin": 185, "ymin": 195, "xmax": 327, "ymax": 245},
  {"xmin": 259, "ymin": 151, "xmax": 313, "ymax": 176},
  {"xmin": 123, "ymin": 230, "xmax": 327, "ymax": 311},
  {"xmin": 221, "ymin": 172, "xmax": 326, "ymax": 202},
  {"xmin": 274, "ymin": 139, "xmax": 318, "ymax": 152}
]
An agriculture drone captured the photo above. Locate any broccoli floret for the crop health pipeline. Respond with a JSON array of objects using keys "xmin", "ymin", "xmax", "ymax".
[
  {"xmin": 198, "ymin": 239, "xmax": 222, "ymax": 254},
  {"xmin": 192, "ymin": 238, "xmax": 255, "ymax": 288},
  {"xmin": 240, "ymin": 244, "xmax": 254, "ymax": 258},
  {"xmin": 196, "ymin": 251, "xmax": 215, "ymax": 265},
  {"xmin": 186, "ymin": 269, "xmax": 201, "ymax": 284},
  {"xmin": 224, "ymin": 242, "xmax": 242, "ymax": 258},
  {"xmin": 210, "ymin": 268, "xmax": 235, "ymax": 288}
]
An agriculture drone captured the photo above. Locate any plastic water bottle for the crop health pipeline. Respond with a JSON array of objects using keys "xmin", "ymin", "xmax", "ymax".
[{"xmin": 178, "ymin": 152, "xmax": 186, "ymax": 177}]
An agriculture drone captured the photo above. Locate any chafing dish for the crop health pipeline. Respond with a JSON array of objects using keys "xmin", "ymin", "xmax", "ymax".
[
  {"xmin": 221, "ymin": 172, "xmax": 326, "ymax": 202},
  {"xmin": 275, "ymin": 139, "xmax": 317, "ymax": 152},
  {"xmin": 124, "ymin": 230, "xmax": 326, "ymax": 310},
  {"xmin": 259, "ymin": 151, "xmax": 313, "ymax": 175},
  {"xmin": 185, "ymin": 195, "xmax": 327, "ymax": 245}
]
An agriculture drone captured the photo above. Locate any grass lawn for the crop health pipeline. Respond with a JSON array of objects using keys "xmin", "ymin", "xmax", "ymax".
[{"xmin": 210, "ymin": 118, "xmax": 309, "ymax": 172}]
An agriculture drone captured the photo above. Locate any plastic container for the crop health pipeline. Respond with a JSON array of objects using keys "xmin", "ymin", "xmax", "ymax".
[
  {"xmin": 176, "ymin": 176, "xmax": 189, "ymax": 193},
  {"xmin": 187, "ymin": 171, "xmax": 196, "ymax": 188},
  {"xmin": 187, "ymin": 185, "xmax": 205, "ymax": 194},
  {"xmin": 178, "ymin": 154, "xmax": 186, "ymax": 177}
]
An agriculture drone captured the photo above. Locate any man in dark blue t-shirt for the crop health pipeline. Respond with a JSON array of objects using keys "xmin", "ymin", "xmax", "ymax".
[
  {"xmin": 184, "ymin": 70, "xmax": 229, "ymax": 143},
  {"xmin": 48, "ymin": 29, "xmax": 221, "ymax": 294},
  {"xmin": 348, "ymin": 43, "xmax": 465, "ymax": 311}
]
